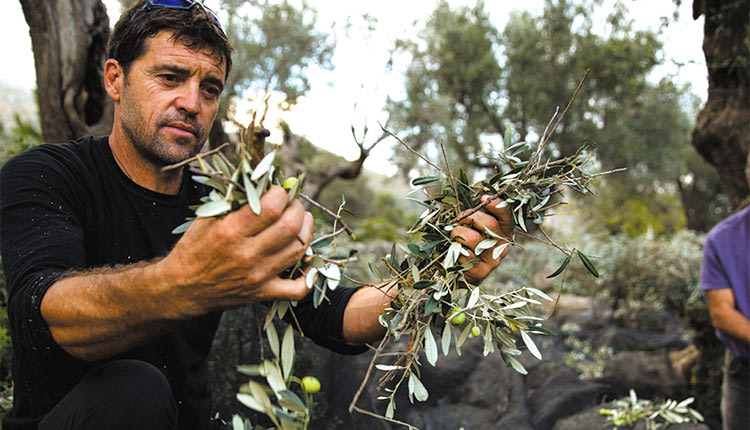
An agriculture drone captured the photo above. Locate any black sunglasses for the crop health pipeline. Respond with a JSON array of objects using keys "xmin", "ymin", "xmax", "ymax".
[{"xmin": 133, "ymin": 0, "xmax": 225, "ymax": 34}]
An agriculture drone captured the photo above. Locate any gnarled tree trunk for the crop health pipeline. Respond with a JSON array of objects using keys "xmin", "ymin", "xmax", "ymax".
[
  {"xmin": 20, "ymin": 0, "xmax": 113, "ymax": 143},
  {"xmin": 691, "ymin": 0, "xmax": 750, "ymax": 207}
]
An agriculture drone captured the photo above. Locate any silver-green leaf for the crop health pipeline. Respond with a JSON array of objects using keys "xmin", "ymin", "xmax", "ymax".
[
  {"xmin": 195, "ymin": 199, "xmax": 231, "ymax": 218},
  {"xmin": 424, "ymin": 326, "xmax": 438, "ymax": 366}
]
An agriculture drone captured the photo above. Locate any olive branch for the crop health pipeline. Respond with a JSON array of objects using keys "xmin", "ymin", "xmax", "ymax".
[{"xmin": 599, "ymin": 389, "xmax": 705, "ymax": 429}]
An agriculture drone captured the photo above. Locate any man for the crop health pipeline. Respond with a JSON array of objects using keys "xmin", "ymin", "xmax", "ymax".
[
  {"xmin": 0, "ymin": 1, "xmax": 511, "ymax": 429},
  {"xmin": 700, "ymin": 201, "xmax": 750, "ymax": 430}
]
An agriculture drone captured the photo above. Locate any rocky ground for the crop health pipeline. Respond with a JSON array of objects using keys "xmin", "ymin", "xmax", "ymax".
[{"xmin": 211, "ymin": 294, "xmax": 716, "ymax": 429}]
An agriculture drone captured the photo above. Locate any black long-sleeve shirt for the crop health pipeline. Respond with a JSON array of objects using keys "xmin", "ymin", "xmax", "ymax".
[{"xmin": 0, "ymin": 136, "xmax": 364, "ymax": 430}]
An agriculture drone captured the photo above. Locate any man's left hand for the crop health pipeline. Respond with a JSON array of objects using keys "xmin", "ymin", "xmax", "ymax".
[{"xmin": 450, "ymin": 195, "xmax": 513, "ymax": 285}]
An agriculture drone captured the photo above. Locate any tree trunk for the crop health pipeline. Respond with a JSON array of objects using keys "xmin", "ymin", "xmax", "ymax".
[
  {"xmin": 21, "ymin": 0, "xmax": 113, "ymax": 143},
  {"xmin": 691, "ymin": 0, "xmax": 750, "ymax": 207}
]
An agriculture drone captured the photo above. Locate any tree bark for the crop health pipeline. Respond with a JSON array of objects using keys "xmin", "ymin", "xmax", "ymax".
[
  {"xmin": 691, "ymin": 0, "xmax": 750, "ymax": 207},
  {"xmin": 21, "ymin": 0, "xmax": 113, "ymax": 143}
]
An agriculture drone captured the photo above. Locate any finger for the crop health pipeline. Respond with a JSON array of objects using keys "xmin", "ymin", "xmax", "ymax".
[
  {"xmin": 457, "ymin": 210, "xmax": 501, "ymax": 239},
  {"xmin": 451, "ymin": 225, "xmax": 483, "ymax": 250},
  {"xmin": 226, "ymin": 185, "xmax": 291, "ymax": 236},
  {"xmin": 298, "ymin": 211, "xmax": 314, "ymax": 247},
  {"xmin": 255, "ymin": 275, "xmax": 310, "ymax": 302},
  {"xmin": 457, "ymin": 248, "xmax": 504, "ymax": 286},
  {"xmin": 252, "ymin": 199, "xmax": 309, "ymax": 253},
  {"xmin": 456, "ymin": 249, "xmax": 490, "ymax": 285},
  {"xmin": 480, "ymin": 195, "xmax": 512, "ymax": 237}
]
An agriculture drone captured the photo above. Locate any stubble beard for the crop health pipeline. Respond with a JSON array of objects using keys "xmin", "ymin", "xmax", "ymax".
[
  {"xmin": 119, "ymin": 90, "xmax": 207, "ymax": 167},
  {"xmin": 121, "ymin": 112, "xmax": 206, "ymax": 168}
]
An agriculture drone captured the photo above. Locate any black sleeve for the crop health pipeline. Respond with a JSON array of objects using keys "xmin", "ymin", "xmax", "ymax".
[
  {"xmin": 285, "ymin": 286, "xmax": 369, "ymax": 355},
  {"xmin": 0, "ymin": 145, "xmax": 88, "ymax": 359}
]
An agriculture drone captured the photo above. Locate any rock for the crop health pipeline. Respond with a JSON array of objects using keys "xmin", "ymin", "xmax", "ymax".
[
  {"xmin": 525, "ymin": 360, "xmax": 579, "ymax": 395},
  {"xmin": 552, "ymin": 406, "xmax": 611, "ymax": 430},
  {"xmin": 594, "ymin": 326, "xmax": 690, "ymax": 352},
  {"xmin": 527, "ymin": 377, "xmax": 608, "ymax": 430},
  {"xmin": 545, "ymin": 294, "xmax": 615, "ymax": 334},
  {"xmin": 600, "ymin": 350, "xmax": 687, "ymax": 400}
]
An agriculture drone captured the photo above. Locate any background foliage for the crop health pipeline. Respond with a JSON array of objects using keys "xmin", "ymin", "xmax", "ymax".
[{"xmin": 386, "ymin": 0, "xmax": 731, "ymax": 233}]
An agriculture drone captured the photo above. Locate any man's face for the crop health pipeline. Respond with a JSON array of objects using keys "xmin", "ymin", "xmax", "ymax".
[{"xmin": 118, "ymin": 31, "xmax": 226, "ymax": 166}]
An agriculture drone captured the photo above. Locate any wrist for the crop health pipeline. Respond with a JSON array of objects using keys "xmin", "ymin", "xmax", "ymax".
[{"xmin": 149, "ymin": 257, "xmax": 205, "ymax": 320}]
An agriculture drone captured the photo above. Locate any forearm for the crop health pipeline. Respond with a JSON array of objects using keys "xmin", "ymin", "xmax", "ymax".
[
  {"xmin": 706, "ymin": 288, "xmax": 750, "ymax": 346},
  {"xmin": 41, "ymin": 259, "xmax": 192, "ymax": 361},
  {"xmin": 711, "ymin": 307, "xmax": 750, "ymax": 345},
  {"xmin": 342, "ymin": 281, "xmax": 397, "ymax": 345}
]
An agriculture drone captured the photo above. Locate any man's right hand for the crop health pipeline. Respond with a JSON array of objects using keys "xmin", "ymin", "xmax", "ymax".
[{"xmin": 159, "ymin": 185, "xmax": 315, "ymax": 317}]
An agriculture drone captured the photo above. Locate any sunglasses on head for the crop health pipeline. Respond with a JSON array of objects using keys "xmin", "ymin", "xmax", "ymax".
[{"xmin": 133, "ymin": 0, "xmax": 225, "ymax": 34}]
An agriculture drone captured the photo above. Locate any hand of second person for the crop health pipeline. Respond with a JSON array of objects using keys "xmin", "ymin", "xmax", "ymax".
[
  {"xmin": 158, "ymin": 185, "xmax": 315, "ymax": 316},
  {"xmin": 450, "ymin": 195, "xmax": 512, "ymax": 285}
]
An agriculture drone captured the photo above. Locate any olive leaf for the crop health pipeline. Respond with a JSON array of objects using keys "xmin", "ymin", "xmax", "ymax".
[
  {"xmin": 281, "ymin": 325, "xmax": 295, "ymax": 380},
  {"xmin": 195, "ymin": 199, "xmax": 231, "ymax": 218},
  {"xmin": 546, "ymin": 253, "xmax": 572, "ymax": 278},
  {"xmin": 266, "ymin": 322, "xmax": 280, "ymax": 359},
  {"xmin": 441, "ymin": 322, "xmax": 452, "ymax": 356},
  {"xmin": 520, "ymin": 330, "xmax": 542, "ymax": 360},
  {"xmin": 412, "ymin": 175, "xmax": 441, "ymax": 186},
  {"xmin": 423, "ymin": 326, "xmax": 438, "ymax": 366},
  {"xmin": 408, "ymin": 373, "xmax": 429, "ymax": 403},
  {"xmin": 577, "ymin": 250, "xmax": 600, "ymax": 278}
]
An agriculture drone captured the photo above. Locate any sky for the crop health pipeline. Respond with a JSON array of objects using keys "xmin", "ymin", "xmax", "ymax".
[{"xmin": 1, "ymin": 1, "xmax": 706, "ymax": 174}]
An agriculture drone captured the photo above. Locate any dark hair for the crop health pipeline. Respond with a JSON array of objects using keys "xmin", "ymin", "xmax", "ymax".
[{"xmin": 107, "ymin": 1, "xmax": 233, "ymax": 80}]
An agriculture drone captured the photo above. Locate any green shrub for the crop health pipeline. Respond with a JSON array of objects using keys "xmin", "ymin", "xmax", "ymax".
[{"xmin": 493, "ymin": 229, "xmax": 705, "ymax": 331}]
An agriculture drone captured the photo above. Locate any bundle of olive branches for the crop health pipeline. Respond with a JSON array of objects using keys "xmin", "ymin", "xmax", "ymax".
[
  {"xmin": 164, "ymin": 109, "xmax": 356, "ymax": 430},
  {"xmin": 347, "ymin": 125, "xmax": 603, "ymax": 426}
]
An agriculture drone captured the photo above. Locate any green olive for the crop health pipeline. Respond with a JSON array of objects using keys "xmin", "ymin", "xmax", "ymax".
[
  {"xmin": 301, "ymin": 376, "xmax": 321, "ymax": 393},
  {"xmin": 449, "ymin": 307, "xmax": 466, "ymax": 325},
  {"xmin": 471, "ymin": 326, "xmax": 481, "ymax": 337},
  {"xmin": 283, "ymin": 177, "xmax": 298, "ymax": 190}
]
